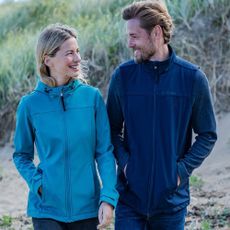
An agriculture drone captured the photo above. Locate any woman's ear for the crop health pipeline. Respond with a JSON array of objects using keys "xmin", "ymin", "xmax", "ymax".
[{"xmin": 44, "ymin": 55, "xmax": 51, "ymax": 67}]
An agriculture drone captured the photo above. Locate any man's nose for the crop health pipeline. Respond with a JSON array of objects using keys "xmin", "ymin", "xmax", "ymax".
[{"xmin": 128, "ymin": 39, "xmax": 135, "ymax": 48}]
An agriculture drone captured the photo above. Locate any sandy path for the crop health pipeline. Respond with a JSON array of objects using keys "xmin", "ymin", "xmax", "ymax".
[
  {"xmin": 194, "ymin": 112, "xmax": 230, "ymax": 207},
  {"xmin": 0, "ymin": 144, "xmax": 28, "ymax": 217}
]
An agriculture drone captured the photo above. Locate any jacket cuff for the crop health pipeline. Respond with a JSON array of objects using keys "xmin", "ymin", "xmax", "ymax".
[{"xmin": 99, "ymin": 195, "xmax": 118, "ymax": 209}]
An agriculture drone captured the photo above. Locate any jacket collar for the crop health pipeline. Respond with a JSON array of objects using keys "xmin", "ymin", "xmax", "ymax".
[
  {"xmin": 142, "ymin": 45, "xmax": 175, "ymax": 74},
  {"xmin": 34, "ymin": 79, "xmax": 82, "ymax": 96}
]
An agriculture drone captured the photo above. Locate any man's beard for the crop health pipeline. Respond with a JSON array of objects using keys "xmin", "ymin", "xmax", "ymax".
[
  {"xmin": 133, "ymin": 42, "xmax": 155, "ymax": 64},
  {"xmin": 134, "ymin": 50, "xmax": 143, "ymax": 64}
]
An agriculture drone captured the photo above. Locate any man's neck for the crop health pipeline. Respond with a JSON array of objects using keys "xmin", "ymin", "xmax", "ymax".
[{"xmin": 150, "ymin": 44, "xmax": 169, "ymax": 62}]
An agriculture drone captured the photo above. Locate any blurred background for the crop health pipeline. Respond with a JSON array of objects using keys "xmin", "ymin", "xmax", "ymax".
[
  {"xmin": 0, "ymin": 0, "xmax": 229, "ymax": 229},
  {"xmin": 0, "ymin": 0, "xmax": 229, "ymax": 145}
]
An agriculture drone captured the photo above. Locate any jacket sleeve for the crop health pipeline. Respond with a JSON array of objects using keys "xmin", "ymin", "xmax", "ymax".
[
  {"xmin": 177, "ymin": 70, "xmax": 217, "ymax": 182},
  {"xmin": 13, "ymin": 97, "xmax": 42, "ymax": 197},
  {"xmin": 106, "ymin": 69, "xmax": 129, "ymax": 170},
  {"xmin": 94, "ymin": 89, "xmax": 119, "ymax": 208}
]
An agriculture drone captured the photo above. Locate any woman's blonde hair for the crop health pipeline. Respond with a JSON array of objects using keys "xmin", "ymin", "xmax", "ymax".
[{"xmin": 36, "ymin": 23, "xmax": 87, "ymax": 87}]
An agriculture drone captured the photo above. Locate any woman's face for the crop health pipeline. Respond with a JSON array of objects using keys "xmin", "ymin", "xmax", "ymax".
[{"xmin": 45, "ymin": 37, "xmax": 81, "ymax": 84}]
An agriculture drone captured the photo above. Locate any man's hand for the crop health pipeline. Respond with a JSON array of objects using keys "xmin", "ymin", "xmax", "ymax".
[
  {"xmin": 97, "ymin": 202, "xmax": 113, "ymax": 229},
  {"xmin": 177, "ymin": 175, "xmax": 181, "ymax": 187},
  {"xmin": 124, "ymin": 164, "xmax": 127, "ymax": 178}
]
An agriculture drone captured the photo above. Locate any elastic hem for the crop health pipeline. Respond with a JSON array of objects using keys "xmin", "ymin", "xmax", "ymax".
[{"xmin": 27, "ymin": 210, "xmax": 98, "ymax": 223}]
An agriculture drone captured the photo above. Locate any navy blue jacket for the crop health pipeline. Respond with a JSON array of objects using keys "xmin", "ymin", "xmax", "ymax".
[{"xmin": 106, "ymin": 46, "xmax": 217, "ymax": 216}]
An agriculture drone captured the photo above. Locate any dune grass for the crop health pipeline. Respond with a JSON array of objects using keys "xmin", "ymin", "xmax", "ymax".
[{"xmin": 0, "ymin": 0, "xmax": 229, "ymax": 143}]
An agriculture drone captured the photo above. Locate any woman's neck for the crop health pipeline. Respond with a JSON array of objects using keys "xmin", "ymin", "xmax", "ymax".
[{"xmin": 54, "ymin": 76, "xmax": 71, "ymax": 86}]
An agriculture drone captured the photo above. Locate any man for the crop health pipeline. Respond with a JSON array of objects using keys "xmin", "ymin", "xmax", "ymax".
[{"xmin": 107, "ymin": 1, "xmax": 217, "ymax": 229}]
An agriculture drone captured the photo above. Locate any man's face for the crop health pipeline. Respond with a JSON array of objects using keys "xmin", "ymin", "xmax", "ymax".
[{"xmin": 126, "ymin": 19, "xmax": 156, "ymax": 63}]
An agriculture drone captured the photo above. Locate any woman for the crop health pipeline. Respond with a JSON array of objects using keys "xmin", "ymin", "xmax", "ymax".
[{"xmin": 13, "ymin": 23, "xmax": 118, "ymax": 230}]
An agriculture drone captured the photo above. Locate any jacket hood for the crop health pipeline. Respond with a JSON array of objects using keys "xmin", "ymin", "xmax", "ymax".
[{"xmin": 34, "ymin": 79, "xmax": 83, "ymax": 97}]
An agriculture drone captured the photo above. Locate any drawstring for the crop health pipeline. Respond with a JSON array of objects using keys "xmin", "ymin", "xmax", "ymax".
[{"xmin": 60, "ymin": 92, "xmax": 66, "ymax": 111}]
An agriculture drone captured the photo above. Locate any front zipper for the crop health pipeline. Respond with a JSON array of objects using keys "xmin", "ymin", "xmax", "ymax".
[
  {"xmin": 147, "ymin": 68, "xmax": 159, "ymax": 217},
  {"xmin": 62, "ymin": 101, "xmax": 72, "ymax": 218},
  {"xmin": 60, "ymin": 91, "xmax": 66, "ymax": 111}
]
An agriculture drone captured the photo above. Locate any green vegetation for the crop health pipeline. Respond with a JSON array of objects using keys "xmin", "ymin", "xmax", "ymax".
[
  {"xmin": 198, "ymin": 207, "xmax": 230, "ymax": 229},
  {"xmin": 0, "ymin": 215, "xmax": 12, "ymax": 228},
  {"xmin": 165, "ymin": 0, "xmax": 228, "ymax": 26},
  {"xmin": 219, "ymin": 208, "xmax": 230, "ymax": 228},
  {"xmin": 0, "ymin": 0, "xmax": 229, "ymax": 144},
  {"xmin": 0, "ymin": 0, "xmax": 131, "ymax": 104},
  {"xmin": 190, "ymin": 175, "xmax": 204, "ymax": 190},
  {"xmin": 201, "ymin": 219, "xmax": 211, "ymax": 230},
  {"xmin": 0, "ymin": 0, "xmax": 131, "ymax": 144}
]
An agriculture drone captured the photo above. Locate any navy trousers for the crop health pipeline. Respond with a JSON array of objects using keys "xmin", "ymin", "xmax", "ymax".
[
  {"xmin": 115, "ymin": 201, "xmax": 186, "ymax": 230},
  {"xmin": 32, "ymin": 217, "xmax": 98, "ymax": 230}
]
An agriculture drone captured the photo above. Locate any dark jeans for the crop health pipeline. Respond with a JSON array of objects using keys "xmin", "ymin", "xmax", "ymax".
[
  {"xmin": 32, "ymin": 217, "xmax": 98, "ymax": 230},
  {"xmin": 115, "ymin": 201, "xmax": 186, "ymax": 230}
]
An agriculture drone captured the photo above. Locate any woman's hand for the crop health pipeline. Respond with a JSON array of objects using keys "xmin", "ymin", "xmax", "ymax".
[
  {"xmin": 38, "ymin": 186, "xmax": 42, "ymax": 196},
  {"xmin": 97, "ymin": 202, "xmax": 113, "ymax": 229}
]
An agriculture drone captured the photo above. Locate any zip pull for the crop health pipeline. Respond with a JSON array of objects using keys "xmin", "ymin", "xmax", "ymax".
[{"xmin": 60, "ymin": 92, "xmax": 66, "ymax": 111}]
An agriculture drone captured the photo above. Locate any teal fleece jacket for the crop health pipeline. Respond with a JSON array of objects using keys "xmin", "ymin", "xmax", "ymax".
[{"xmin": 13, "ymin": 80, "xmax": 118, "ymax": 222}]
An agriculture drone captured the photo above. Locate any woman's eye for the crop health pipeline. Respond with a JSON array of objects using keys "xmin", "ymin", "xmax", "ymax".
[{"xmin": 66, "ymin": 51, "xmax": 73, "ymax": 55}]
